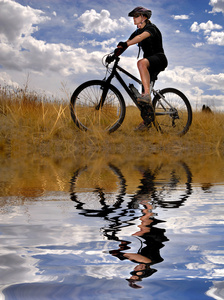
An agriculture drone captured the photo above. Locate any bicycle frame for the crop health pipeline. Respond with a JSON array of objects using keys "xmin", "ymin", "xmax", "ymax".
[
  {"xmin": 102, "ymin": 56, "xmax": 142, "ymax": 110},
  {"xmin": 102, "ymin": 56, "xmax": 175, "ymax": 116}
]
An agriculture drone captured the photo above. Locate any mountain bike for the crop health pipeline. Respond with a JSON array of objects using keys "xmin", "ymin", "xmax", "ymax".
[{"xmin": 70, "ymin": 50, "xmax": 192, "ymax": 135}]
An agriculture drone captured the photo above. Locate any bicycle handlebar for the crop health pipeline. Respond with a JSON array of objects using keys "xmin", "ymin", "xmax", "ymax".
[
  {"xmin": 105, "ymin": 46, "xmax": 126, "ymax": 65},
  {"xmin": 105, "ymin": 54, "xmax": 116, "ymax": 64}
]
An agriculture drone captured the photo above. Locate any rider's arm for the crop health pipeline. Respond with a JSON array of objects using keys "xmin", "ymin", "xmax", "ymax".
[
  {"xmin": 127, "ymin": 31, "xmax": 150, "ymax": 47},
  {"xmin": 116, "ymin": 31, "xmax": 150, "ymax": 56}
]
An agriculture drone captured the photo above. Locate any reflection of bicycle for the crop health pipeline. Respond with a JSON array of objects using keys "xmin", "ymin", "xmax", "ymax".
[
  {"xmin": 131, "ymin": 161, "xmax": 193, "ymax": 209},
  {"xmin": 70, "ymin": 160, "xmax": 192, "ymax": 238},
  {"xmin": 70, "ymin": 163, "xmax": 126, "ymax": 218},
  {"xmin": 70, "ymin": 50, "xmax": 193, "ymax": 135},
  {"xmin": 70, "ymin": 161, "xmax": 193, "ymax": 212},
  {"xmin": 70, "ymin": 160, "xmax": 193, "ymax": 285}
]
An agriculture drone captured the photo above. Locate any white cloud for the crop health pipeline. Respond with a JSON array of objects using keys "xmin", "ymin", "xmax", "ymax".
[
  {"xmin": 160, "ymin": 66, "xmax": 204, "ymax": 86},
  {"xmin": 0, "ymin": 1, "xmax": 107, "ymax": 79},
  {"xmin": 209, "ymin": 0, "xmax": 224, "ymax": 14},
  {"xmin": 79, "ymin": 38, "xmax": 117, "ymax": 51},
  {"xmin": 0, "ymin": 0, "xmax": 50, "ymax": 43},
  {"xmin": 159, "ymin": 67, "xmax": 224, "ymax": 109},
  {"xmin": 190, "ymin": 20, "xmax": 224, "ymax": 47},
  {"xmin": 190, "ymin": 20, "xmax": 222, "ymax": 34},
  {"xmin": 78, "ymin": 9, "xmax": 131, "ymax": 34},
  {"xmin": 192, "ymin": 42, "xmax": 204, "ymax": 47},
  {"xmin": 206, "ymin": 31, "xmax": 224, "ymax": 45},
  {"xmin": 0, "ymin": 72, "xmax": 20, "ymax": 88},
  {"xmin": 0, "ymin": 2, "xmax": 128, "ymax": 96},
  {"xmin": 172, "ymin": 15, "xmax": 189, "ymax": 20},
  {"xmin": 162, "ymin": 66, "xmax": 224, "ymax": 91},
  {"xmin": 192, "ymin": 86, "xmax": 204, "ymax": 96}
]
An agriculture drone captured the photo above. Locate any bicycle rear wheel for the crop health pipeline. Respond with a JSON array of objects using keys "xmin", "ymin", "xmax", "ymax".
[
  {"xmin": 152, "ymin": 88, "xmax": 192, "ymax": 136},
  {"xmin": 70, "ymin": 80, "xmax": 126, "ymax": 133}
]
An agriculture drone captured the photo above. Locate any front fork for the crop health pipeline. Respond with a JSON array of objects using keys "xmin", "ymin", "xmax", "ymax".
[{"xmin": 95, "ymin": 74, "xmax": 114, "ymax": 110}]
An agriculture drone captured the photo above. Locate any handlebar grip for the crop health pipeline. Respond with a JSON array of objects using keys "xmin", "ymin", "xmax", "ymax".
[
  {"xmin": 114, "ymin": 48, "xmax": 124, "ymax": 57},
  {"xmin": 105, "ymin": 46, "xmax": 125, "ymax": 64},
  {"xmin": 115, "ymin": 42, "xmax": 128, "ymax": 56}
]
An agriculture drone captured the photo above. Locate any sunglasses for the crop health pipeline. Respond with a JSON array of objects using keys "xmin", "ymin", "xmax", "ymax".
[{"xmin": 133, "ymin": 14, "xmax": 141, "ymax": 18}]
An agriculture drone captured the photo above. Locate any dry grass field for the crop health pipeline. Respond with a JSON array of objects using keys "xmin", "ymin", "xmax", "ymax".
[{"xmin": 0, "ymin": 85, "xmax": 223, "ymax": 157}]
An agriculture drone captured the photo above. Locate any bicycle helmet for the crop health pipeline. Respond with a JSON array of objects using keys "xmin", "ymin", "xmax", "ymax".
[{"xmin": 128, "ymin": 6, "xmax": 152, "ymax": 19}]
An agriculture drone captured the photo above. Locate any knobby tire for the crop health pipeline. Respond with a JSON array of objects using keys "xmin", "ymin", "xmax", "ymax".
[
  {"xmin": 70, "ymin": 80, "xmax": 126, "ymax": 133},
  {"xmin": 152, "ymin": 88, "xmax": 192, "ymax": 136}
]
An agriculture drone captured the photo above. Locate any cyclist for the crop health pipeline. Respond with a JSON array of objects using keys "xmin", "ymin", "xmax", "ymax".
[{"xmin": 117, "ymin": 6, "xmax": 168, "ymax": 130}]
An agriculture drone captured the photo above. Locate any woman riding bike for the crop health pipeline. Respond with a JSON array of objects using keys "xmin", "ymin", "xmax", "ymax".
[{"xmin": 117, "ymin": 6, "xmax": 168, "ymax": 130}]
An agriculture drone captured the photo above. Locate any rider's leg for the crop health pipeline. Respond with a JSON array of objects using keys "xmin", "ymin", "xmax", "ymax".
[
  {"xmin": 135, "ymin": 58, "xmax": 154, "ymax": 130},
  {"xmin": 137, "ymin": 58, "xmax": 150, "ymax": 95}
]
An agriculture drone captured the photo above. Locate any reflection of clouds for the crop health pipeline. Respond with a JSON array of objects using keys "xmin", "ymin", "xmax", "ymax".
[
  {"xmin": 0, "ymin": 251, "xmax": 58, "ymax": 286},
  {"xmin": 84, "ymin": 264, "xmax": 130, "ymax": 280},
  {"xmin": 161, "ymin": 185, "xmax": 224, "ymax": 235},
  {"xmin": 187, "ymin": 263, "xmax": 224, "ymax": 279},
  {"xmin": 186, "ymin": 250, "xmax": 224, "ymax": 279},
  {"xmin": 0, "ymin": 191, "xmax": 154, "ymax": 292},
  {"xmin": 155, "ymin": 184, "xmax": 224, "ymax": 286},
  {"xmin": 0, "ymin": 196, "xmax": 108, "ymax": 292},
  {"xmin": 206, "ymin": 281, "xmax": 224, "ymax": 300},
  {"xmin": 206, "ymin": 253, "xmax": 224, "ymax": 265},
  {"xmin": 166, "ymin": 215, "xmax": 217, "ymax": 234}
]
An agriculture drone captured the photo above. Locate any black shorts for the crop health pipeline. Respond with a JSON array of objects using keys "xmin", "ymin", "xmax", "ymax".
[{"xmin": 145, "ymin": 53, "xmax": 168, "ymax": 75}]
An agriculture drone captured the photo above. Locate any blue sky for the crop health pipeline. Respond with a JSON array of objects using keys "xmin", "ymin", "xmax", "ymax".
[{"xmin": 0, "ymin": 0, "xmax": 224, "ymax": 110}]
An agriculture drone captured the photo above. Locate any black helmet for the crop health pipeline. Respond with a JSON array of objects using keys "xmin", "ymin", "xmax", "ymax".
[{"xmin": 128, "ymin": 6, "xmax": 152, "ymax": 19}]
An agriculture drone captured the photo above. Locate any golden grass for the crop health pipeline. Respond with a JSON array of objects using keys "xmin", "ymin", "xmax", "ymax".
[{"xmin": 0, "ymin": 85, "xmax": 223, "ymax": 157}]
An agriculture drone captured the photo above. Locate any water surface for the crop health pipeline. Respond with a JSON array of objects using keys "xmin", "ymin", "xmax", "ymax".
[{"xmin": 0, "ymin": 152, "xmax": 223, "ymax": 300}]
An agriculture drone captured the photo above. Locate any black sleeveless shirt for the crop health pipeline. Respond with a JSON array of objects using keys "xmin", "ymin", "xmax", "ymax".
[{"xmin": 129, "ymin": 23, "xmax": 166, "ymax": 58}]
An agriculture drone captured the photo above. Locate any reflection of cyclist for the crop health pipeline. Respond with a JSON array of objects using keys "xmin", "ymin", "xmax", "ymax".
[
  {"xmin": 109, "ymin": 200, "xmax": 168, "ymax": 288},
  {"xmin": 117, "ymin": 6, "xmax": 168, "ymax": 130}
]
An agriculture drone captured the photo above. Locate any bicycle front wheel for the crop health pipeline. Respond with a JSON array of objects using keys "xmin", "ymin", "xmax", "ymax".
[
  {"xmin": 152, "ymin": 88, "xmax": 192, "ymax": 136},
  {"xmin": 70, "ymin": 80, "xmax": 126, "ymax": 133}
]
